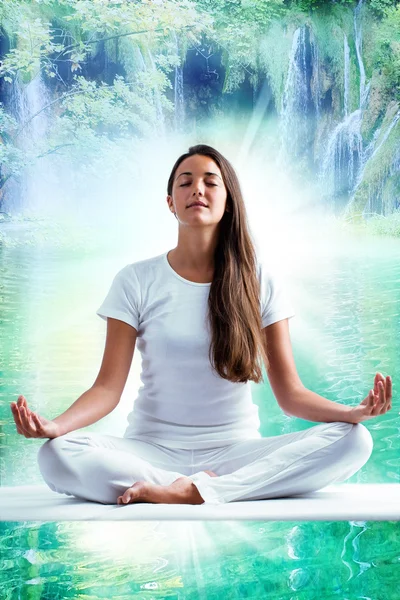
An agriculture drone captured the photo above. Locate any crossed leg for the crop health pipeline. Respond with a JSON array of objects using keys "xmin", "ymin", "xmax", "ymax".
[
  {"xmin": 118, "ymin": 422, "xmax": 373, "ymax": 505},
  {"xmin": 37, "ymin": 432, "xmax": 218, "ymax": 505},
  {"xmin": 37, "ymin": 422, "xmax": 373, "ymax": 506},
  {"xmin": 187, "ymin": 422, "xmax": 374, "ymax": 505}
]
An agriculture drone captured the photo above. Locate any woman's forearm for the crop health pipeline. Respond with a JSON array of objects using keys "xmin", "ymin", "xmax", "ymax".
[
  {"xmin": 52, "ymin": 386, "xmax": 120, "ymax": 436},
  {"xmin": 283, "ymin": 387, "xmax": 355, "ymax": 423}
]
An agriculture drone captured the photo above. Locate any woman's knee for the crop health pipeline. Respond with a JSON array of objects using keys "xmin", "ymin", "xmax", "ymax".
[
  {"xmin": 349, "ymin": 422, "xmax": 374, "ymax": 460},
  {"xmin": 322, "ymin": 422, "xmax": 373, "ymax": 484},
  {"xmin": 328, "ymin": 421, "xmax": 373, "ymax": 454},
  {"xmin": 38, "ymin": 435, "xmax": 65, "ymax": 462},
  {"xmin": 335, "ymin": 422, "xmax": 373, "ymax": 469},
  {"xmin": 37, "ymin": 435, "xmax": 75, "ymax": 482}
]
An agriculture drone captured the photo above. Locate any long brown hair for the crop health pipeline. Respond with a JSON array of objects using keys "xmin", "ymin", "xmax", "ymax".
[{"xmin": 167, "ymin": 144, "xmax": 269, "ymax": 384}]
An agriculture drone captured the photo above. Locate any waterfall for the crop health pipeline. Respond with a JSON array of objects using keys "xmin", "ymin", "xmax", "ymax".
[
  {"xmin": 318, "ymin": 4, "xmax": 372, "ymax": 206},
  {"xmin": 135, "ymin": 45, "xmax": 147, "ymax": 71},
  {"xmin": 343, "ymin": 34, "xmax": 350, "ymax": 117},
  {"xmin": 310, "ymin": 28, "xmax": 321, "ymax": 121},
  {"xmin": 6, "ymin": 73, "xmax": 59, "ymax": 217},
  {"xmin": 278, "ymin": 26, "xmax": 314, "ymax": 165},
  {"xmin": 319, "ymin": 110, "xmax": 363, "ymax": 199},
  {"xmin": 354, "ymin": 0, "xmax": 371, "ymax": 109},
  {"xmin": 279, "ymin": 27, "xmax": 305, "ymax": 161}
]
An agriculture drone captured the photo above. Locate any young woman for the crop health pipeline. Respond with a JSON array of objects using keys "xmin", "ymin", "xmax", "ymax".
[{"xmin": 11, "ymin": 144, "xmax": 392, "ymax": 506}]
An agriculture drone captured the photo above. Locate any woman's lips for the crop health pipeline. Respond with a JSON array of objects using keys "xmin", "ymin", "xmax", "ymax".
[{"xmin": 189, "ymin": 204, "xmax": 207, "ymax": 208}]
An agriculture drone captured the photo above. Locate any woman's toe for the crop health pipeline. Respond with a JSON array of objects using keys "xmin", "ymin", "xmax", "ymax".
[{"xmin": 118, "ymin": 482, "xmax": 149, "ymax": 505}]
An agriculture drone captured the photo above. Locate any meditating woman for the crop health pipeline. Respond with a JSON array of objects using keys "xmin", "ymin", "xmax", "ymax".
[{"xmin": 10, "ymin": 144, "xmax": 392, "ymax": 506}]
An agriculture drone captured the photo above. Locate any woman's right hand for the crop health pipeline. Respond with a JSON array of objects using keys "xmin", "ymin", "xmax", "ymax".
[{"xmin": 10, "ymin": 396, "xmax": 61, "ymax": 439}]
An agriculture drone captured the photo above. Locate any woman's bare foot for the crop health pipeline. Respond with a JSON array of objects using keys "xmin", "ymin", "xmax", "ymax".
[
  {"xmin": 117, "ymin": 470, "xmax": 218, "ymax": 505},
  {"xmin": 117, "ymin": 477, "xmax": 204, "ymax": 505}
]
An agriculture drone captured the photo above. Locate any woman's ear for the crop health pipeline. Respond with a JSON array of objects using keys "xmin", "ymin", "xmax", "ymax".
[{"xmin": 167, "ymin": 195, "xmax": 178, "ymax": 219}]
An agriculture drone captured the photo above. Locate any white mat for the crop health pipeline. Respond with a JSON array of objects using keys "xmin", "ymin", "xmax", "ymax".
[{"xmin": 0, "ymin": 484, "xmax": 399, "ymax": 521}]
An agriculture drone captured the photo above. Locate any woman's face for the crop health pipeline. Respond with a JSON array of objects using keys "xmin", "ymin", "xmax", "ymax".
[{"xmin": 167, "ymin": 154, "xmax": 228, "ymax": 224}]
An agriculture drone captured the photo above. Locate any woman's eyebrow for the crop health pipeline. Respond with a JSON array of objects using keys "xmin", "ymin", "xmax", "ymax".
[{"xmin": 177, "ymin": 171, "xmax": 222, "ymax": 180}]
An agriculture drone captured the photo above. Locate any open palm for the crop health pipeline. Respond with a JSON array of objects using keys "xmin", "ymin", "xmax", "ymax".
[
  {"xmin": 350, "ymin": 373, "xmax": 393, "ymax": 423},
  {"xmin": 10, "ymin": 396, "xmax": 61, "ymax": 439}
]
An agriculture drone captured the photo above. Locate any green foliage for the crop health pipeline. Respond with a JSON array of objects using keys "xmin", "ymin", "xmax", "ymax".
[
  {"xmin": 367, "ymin": 0, "xmax": 399, "ymax": 19},
  {"xmin": 310, "ymin": 10, "xmax": 359, "ymax": 115},
  {"xmin": 46, "ymin": 74, "xmax": 174, "ymax": 161},
  {"xmin": 258, "ymin": 21, "xmax": 293, "ymax": 110},
  {"xmin": 0, "ymin": 10, "xmax": 64, "ymax": 82},
  {"xmin": 363, "ymin": 3, "xmax": 400, "ymax": 100},
  {"xmin": 367, "ymin": 211, "xmax": 400, "ymax": 236},
  {"xmin": 362, "ymin": 107, "xmax": 400, "ymax": 186},
  {"xmin": 291, "ymin": 0, "xmax": 355, "ymax": 12},
  {"xmin": 0, "ymin": 0, "xmax": 206, "ymax": 83},
  {"xmin": 341, "ymin": 210, "xmax": 400, "ymax": 236},
  {"xmin": 345, "ymin": 104, "xmax": 400, "ymax": 219},
  {"xmin": 312, "ymin": 13, "xmax": 345, "ymax": 78},
  {"xmin": 0, "ymin": 104, "xmax": 26, "ymax": 184},
  {"xmin": 195, "ymin": 0, "xmax": 285, "ymax": 93},
  {"xmin": 0, "ymin": 0, "xmax": 204, "ymax": 194}
]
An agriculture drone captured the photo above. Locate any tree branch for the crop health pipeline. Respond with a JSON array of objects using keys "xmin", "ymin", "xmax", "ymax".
[{"xmin": 35, "ymin": 143, "xmax": 76, "ymax": 160}]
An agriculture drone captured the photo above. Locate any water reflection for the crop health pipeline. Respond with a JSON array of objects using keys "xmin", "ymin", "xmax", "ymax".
[{"xmin": 0, "ymin": 520, "xmax": 399, "ymax": 598}]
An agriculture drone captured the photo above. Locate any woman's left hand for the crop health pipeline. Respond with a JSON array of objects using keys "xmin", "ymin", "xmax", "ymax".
[{"xmin": 349, "ymin": 373, "xmax": 393, "ymax": 423}]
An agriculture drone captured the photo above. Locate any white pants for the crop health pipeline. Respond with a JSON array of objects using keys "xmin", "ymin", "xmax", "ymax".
[{"xmin": 37, "ymin": 421, "xmax": 373, "ymax": 505}]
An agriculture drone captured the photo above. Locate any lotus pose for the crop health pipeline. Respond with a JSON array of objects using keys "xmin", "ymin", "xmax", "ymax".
[{"xmin": 11, "ymin": 144, "xmax": 392, "ymax": 506}]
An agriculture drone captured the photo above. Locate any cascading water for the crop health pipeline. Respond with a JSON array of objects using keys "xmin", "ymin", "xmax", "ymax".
[
  {"xmin": 5, "ymin": 73, "xmax": 59, "ymax": 217},
  {"xmin": 278, "ymin": 27, "xmax": 308, "ymax": 164},
  {"xmin": 134, "ymin": 44, "xmax": 147, "ymax": 72},
  {"xmin": 278, "ymin": 26, "xmax": 319, "ymax": 171},
  {"xmin": 310, "ymin": 28, "xmax": 321, "ymax": 121},
  {"xmin": 320, "ymin": 110, "xmax": 363, "ymax": 201},
  {"xmin": 318, "ymin": 0, "xmax": 371, "ymax": 207},
  {"xmin": 354, "ymin": 0, "xmax": 371, "ymax": 110},
  {"xmin": 343, "ymin": 33, "xmax": 350, "ymax": 118}
]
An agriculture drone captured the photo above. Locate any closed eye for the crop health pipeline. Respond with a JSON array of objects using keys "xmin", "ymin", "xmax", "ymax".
[{"xmin": 180, "ymin": 183, "xmax": 217, "ymax": 187}]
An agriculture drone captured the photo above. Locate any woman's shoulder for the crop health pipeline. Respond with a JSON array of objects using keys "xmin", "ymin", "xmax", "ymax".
[
  {"xmin": 119, "ymin": 251, "xmax": 165, "ymax": 275},
  {"xmin": 112, "ymin": 252, "xmax": 167, "ymax": 292}
]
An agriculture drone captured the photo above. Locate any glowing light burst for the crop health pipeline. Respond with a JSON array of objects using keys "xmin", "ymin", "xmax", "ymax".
[{"xmin": 60, "ymin": 519, "xmax": 286, "ymax": 594}]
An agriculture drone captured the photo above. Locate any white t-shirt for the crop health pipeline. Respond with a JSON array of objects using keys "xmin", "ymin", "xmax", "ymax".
[{"xmin": 96, "ymin": 250, "xmax": 295, "ymax": 448}]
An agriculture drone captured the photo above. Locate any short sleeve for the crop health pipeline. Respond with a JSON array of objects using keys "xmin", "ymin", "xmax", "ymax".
[
  {"xmin": 96, "ymin": 265, "xmax": 141, "ymax": 331},
  {"xmin": 258, "ymin": 260, "xmax": 295, "ymax": 328}
]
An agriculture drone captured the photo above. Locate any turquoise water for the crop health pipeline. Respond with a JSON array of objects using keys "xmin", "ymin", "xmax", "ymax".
[
  {"xmin": 0, "ymin": 520, "xmax": 399, "ymax": 599},
  {"xmin": 0, "ymin": 222, "xmax": 399, "ymax": 598}
]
